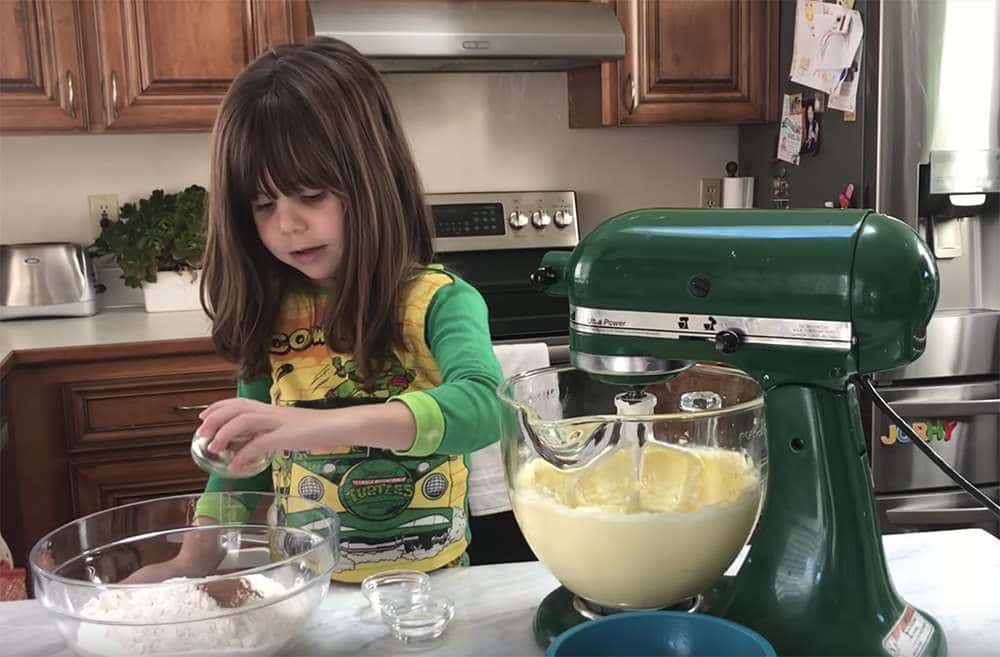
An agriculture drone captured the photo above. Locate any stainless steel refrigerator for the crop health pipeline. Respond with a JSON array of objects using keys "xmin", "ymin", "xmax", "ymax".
[{"xmin": 739, "ymin": 0, "xmax": 1000, "ymax": 536}]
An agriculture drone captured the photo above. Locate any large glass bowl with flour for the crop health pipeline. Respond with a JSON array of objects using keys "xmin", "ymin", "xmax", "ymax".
[
  {"xmin": 498, "ymin": 364, "xmax": 767, "ymax": 611},
  {"xmin": 29, "ymin": 492, "xmax": 338, "ymax": 657}
]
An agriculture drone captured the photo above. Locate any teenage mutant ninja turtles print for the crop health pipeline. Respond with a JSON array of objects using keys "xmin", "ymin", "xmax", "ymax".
[
  {"xmin": 275, "ymin": 445, "xmax": 469, "ymax": 577},
  {"xmin": 266, "ymin": 274, "xmax": 472, "ymax": 582}
]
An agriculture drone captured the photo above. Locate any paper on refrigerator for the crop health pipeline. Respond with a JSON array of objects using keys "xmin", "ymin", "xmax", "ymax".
[
  {"xmin": 791, "ymin": 1, "xmax": 864, "ymax": 96},
  {"xmin": 777, "ymin": 94, "xmax": 803, "ymax": 166},
  {"xmin": 828, "ymin": 41, "xmax": 862, "ymax": 113}
]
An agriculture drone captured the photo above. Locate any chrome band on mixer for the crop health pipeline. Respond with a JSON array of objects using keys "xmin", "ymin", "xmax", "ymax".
[
  {"xmin": 570, "ymin": 352, "xmax": 692, "ymax": 377},
  {"xmin": 571, "ymin": 306, "xmax": 853, "ymax": 351}
]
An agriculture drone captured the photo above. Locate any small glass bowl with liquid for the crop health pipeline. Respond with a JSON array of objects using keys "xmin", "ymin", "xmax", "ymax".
[
  {"xmin": 361, "ymin": 570, "xmax": 432, "ymax": 613},
  {"xmin": 190, "ymin": 433, "xmax": 271, "ymax": 479},
  {"xmin": 381, "ymin": 595, "xmax": 455, "ymax": 643}
]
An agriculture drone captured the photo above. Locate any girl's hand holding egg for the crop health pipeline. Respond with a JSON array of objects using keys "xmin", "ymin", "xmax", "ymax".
[{"xmin": 198, "ymin": 396, "xmax": 418, "ymax": 473}]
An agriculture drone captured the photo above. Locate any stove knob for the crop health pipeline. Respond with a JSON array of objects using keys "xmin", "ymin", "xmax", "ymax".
[
  {"xmin": 553, "ymin": 210, "xmax": 574, "ymax": 228},
  {"xmin": 532, "ymin": 211, "xmax": 552, "ymax": 228},
  {"xmin": 508, "ymin": 211, "xmax": 529, "ymax": 229}
]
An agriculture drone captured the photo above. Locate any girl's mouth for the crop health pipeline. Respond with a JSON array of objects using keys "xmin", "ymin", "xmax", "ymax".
[{"xmin": 290, "ymin": 245, "xmax": 326, "ymax": 263}]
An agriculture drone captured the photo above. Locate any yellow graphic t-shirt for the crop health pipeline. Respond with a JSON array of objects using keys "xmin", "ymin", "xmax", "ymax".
[{"xmin": 268, "ymin": 272, "xmax": 470, "ymax": 582}]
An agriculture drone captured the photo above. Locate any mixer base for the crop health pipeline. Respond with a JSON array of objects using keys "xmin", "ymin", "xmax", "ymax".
[{"xmin": 533, "ymin": 586, "xmax": 701, "ymax": 647}]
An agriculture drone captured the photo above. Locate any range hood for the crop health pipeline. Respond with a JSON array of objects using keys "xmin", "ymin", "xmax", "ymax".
[{"xmin": 309, "ymin": 0, "xmax": 625, "ymax": 73}]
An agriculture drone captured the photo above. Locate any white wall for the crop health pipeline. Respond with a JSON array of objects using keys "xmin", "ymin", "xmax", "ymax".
[{"xmin": 0, "ymin": 73, "xmax": 734, "ymax": 244}]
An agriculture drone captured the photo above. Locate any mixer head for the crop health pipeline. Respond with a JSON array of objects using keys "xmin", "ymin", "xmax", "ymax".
[{"xmin": 532, "ymin": 209, "xmax": 938, "ymax": 389}]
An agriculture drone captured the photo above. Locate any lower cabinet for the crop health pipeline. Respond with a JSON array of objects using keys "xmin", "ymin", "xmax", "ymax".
[{"xmin": 1, "ymin": 340, "xmax": 236, "ymax": 569}]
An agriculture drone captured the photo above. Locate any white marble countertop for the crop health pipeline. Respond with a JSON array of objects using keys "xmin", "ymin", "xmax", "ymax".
[
  {"xmin": 0, "ymin": 307, "xmax": 212, "ymax": 368},
  {"xmin": 2, "ymin": 529, "xmax": 998, "ymax": 656}
]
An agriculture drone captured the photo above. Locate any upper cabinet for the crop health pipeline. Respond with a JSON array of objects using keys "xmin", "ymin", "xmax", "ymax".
[
  {"xmin": 0, "ymin": 0, "xmax": 90, "ymax": 131},
  {"xmin": 91, "ymin": 0, "xmax": 311, "ymax": 131},
  {"xmin": 568, "ymin": 0, "xmax": 779, "ymax": 126},
  {"xmin": 1, "ymin": 0, "xmax": 311, "ymax": 134}
]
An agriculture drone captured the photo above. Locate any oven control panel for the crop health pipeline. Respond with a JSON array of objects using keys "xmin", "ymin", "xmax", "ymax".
[{"xmin": 428, "ymin": 190, "xmax": 579, "ymax": 253}]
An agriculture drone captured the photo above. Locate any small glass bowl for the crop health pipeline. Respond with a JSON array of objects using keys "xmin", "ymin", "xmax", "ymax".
[
  {"xmin": 361, "ymin": 570, "xmax": 431, "ymax": 613},
  {"xmin": 190, "ymin": 433, "xmax": 271, "ymax": 479},
  {"xmin": 381, "ymin": 595, "xmax": 455, "ymax": 643}
]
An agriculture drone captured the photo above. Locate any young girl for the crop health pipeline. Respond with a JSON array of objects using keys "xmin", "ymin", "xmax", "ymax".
[{"xmin": 188, "ymin": 36, "xmax": 504, "ymax": 583}]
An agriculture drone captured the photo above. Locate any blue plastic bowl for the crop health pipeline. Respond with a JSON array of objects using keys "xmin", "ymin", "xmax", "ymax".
[{"xmin": 546, "ymin": 611, "xmax": 776, "ymax": 657}]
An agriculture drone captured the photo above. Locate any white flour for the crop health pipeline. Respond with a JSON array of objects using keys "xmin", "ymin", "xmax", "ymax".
[{"xmin": 75, "ymin": 575, "xmax": 310, "ymax": 657}]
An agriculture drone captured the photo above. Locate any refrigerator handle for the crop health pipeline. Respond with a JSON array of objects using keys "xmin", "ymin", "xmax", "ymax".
[
  {"xmin": 887, "ymin": 399, "xmax": 1000, "ymax": 417},
  {"xmin": 886, "ymin": 506, "xmax": 995, "ymax": 525}
]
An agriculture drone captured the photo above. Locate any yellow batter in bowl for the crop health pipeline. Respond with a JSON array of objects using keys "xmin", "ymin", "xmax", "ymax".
[{"xmin": 511, "ymin": 444, "xmax": 761, "ymax": 609}]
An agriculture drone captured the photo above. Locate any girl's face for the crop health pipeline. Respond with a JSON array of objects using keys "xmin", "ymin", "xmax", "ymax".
[{"xmin": 251, "ymin": 190, "xmax": 346, "ymax": 286}]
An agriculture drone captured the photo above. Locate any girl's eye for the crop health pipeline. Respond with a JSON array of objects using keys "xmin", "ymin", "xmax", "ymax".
[
  {"xmin": 251, "ymin": 200, "xmax": 274, "ymax": 213},
  {"xmin": 300, "ymin": 191, "xmax": 327, "ymax": 203}
]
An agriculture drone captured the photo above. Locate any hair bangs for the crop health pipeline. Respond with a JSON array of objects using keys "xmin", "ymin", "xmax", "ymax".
[{"xmin": 226, "ymin": 89, "xmax": 346, "ymax": 206}]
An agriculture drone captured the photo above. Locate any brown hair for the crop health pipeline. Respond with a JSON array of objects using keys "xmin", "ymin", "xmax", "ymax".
[{"xmin": 202, "ymin": 36, "xmax": 433, "ymax": 385}]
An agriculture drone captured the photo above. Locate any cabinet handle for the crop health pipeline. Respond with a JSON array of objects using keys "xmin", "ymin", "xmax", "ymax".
[
  {"xmin": 66, "ymin": 70, "xmax": 76, "ymax": 119},
  {"xmin": 110, "ymin": 70, "xmax": 120, "ymax": 120},
  {"xmin": 624, "ymin": 73, "xmax": 638, "ymax": 113},
  {"xmin": 175, "ymin": 404, "xmax": 210, "ymax": 412}
]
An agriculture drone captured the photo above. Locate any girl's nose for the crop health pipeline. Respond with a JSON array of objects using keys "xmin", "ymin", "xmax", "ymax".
[{"xmin": 276, "ymin": 204, "xmax": 306, "ymax": 235}]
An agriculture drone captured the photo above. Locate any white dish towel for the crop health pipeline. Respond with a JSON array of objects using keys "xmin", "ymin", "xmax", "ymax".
[{"xmin": 467, "ymin": 342, "xmax": 550, "ymax": 516}]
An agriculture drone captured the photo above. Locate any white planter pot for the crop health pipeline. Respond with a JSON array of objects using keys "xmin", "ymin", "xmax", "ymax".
[{"xmin": 143, "ymin": 270, "xmax": 202, "ymax": 313}]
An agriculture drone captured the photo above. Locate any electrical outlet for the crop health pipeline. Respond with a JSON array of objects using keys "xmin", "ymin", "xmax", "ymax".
[
  {"xmin": 700, "ymin": 178, "xmax": 722, "ymax": 208},
  {"xmin": 88, "ymin": 194, "xmax": 119, "ymax": 225}
]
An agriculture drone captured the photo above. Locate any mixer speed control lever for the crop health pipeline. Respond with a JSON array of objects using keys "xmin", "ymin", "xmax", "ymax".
[
  {"xmin": 714, "ymin": 329, "xmax": 744, "ymax": 354},
  {"xmin": 529, "ymin": 266, "xmax": 558, "ymax": 290}
]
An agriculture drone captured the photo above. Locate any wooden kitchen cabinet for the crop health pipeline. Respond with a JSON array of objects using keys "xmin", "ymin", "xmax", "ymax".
[
  {"xmin": 568, "ymin": 0, "xmax": 779, "ymax": 126},
  {"xmin": 72, "ymin": 454, "xmax": 210, "ymax": 517},
  {"xmin": 0, "ymin": 0, "xmax": 90, "ymax": 131},
  {"xmin": 0, "ymin": 340, "xmax": 236, "ymax": 568},
  {"xmin": 90, "ymin": 0, "xmax": 311, "ymax": 131},
  {"xmin": 1, "ymin": 0, "xmax": 311, "ymax": 133}
]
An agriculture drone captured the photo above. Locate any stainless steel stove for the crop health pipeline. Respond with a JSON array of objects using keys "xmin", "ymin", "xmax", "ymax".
[
  {"xmin": 428, "ymin": 190, "xmax": 578, "ymax": 565},
  {"xmin": 428, "ymin": 190, "xmax": 579, "ymax": 364}
]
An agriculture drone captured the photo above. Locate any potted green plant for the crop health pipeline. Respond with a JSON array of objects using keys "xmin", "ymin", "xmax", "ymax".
[{"xmin": 88, "ymin": 185, "xmax": 208, "ymax": 312}]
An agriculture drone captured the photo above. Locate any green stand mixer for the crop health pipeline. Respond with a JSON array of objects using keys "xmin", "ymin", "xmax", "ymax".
[{"xmin": 515, "ymin": 208, "xmax": 946, "ymax": 656}]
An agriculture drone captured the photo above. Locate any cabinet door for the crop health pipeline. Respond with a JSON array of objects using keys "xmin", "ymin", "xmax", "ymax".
[
  {"xmin": 569, "ymin": 0, "xmax": 778, "ymax": 126},
  {"xmin": 72, "ymin": 454, "xmax": 209, "ymax": 516},
  {"xmin": 91, "ymin": 0, "xmax": 310, "ymax": 131},
  {"xmin": 0, "ymin": 0, "xmax": 89, "ymax": 132}
]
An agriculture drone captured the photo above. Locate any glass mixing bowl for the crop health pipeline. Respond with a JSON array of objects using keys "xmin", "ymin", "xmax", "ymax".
[
  {"xmin": 498, "ymin": 363, "xmax": 767, "ymax": 611},
  {"xmin": 29, "ymin": 492, "xmax": 338, "ymax": 657}
]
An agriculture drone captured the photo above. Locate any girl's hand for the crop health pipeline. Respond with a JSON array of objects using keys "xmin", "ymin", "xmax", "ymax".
[
  {"xmin": 197, "ymin": 398, "xmax": 418, "ymax": 471},
  {"xmin": 198, "ymin": 399, "xmax": 338, "ymax": 471}
]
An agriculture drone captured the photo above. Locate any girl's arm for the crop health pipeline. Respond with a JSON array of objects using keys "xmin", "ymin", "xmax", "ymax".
[
  {"xmin": 198, "ymin": 276, "xmax": 504, "ymax": 468},
  {"xmin": 125, "ymin": 377, "xmax": 276, "ymax": 584},
  {"xmin": 391, "ymin": 275, "xmax": 504, "ymax": 456},
  {"xmin": 194, "ymin": 375, "xmax": 274, "ymax": 518},
  {"xmin": 197, "ymin": 386, "xmax": 418, "ymax": 472}
]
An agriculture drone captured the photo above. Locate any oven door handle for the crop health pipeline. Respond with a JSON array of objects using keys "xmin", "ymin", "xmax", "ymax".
[
  {"xmin": 887, "ymin": 398, "xmax": 1000, "ymax": 417},
  {"xmin": 548, "ymin": 344, "xmax": 570, "ymax": 365},
  {"xmin": 886, "ymin": 506, "xmax": 995, "ymax": 524}
]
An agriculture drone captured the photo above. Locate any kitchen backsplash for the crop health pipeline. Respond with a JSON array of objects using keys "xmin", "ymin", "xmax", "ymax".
[{"xmin": 0, "ymin": 73, "xmax": 735, "ymax": 244}]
